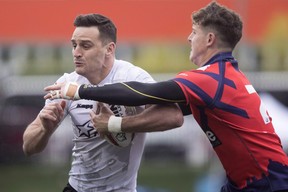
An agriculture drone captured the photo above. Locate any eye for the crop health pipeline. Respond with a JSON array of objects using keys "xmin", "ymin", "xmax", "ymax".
[
  {"xmin": 72, "ymin": 43, "xmax": 77, "ymax": 49},
  {"xmin": 79, "ymin": 42, "xmax": 93, "ymax": 50},
  {"xmin": 82, "ymin": 44, "xmax": 91, "ymax": 49}
]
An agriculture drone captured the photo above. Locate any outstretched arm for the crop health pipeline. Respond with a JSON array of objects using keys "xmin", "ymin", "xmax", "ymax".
[
  {"xmin": 90, "ymin": 103, "xmax": 184, "ymax": 134},
  {"xmin": 44, "ymin": 80, "xmax": 186, "ymax": 106}
]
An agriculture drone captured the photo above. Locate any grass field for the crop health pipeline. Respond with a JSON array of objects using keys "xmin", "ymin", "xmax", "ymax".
[{"xmin": 0, "ymin": 161, "xmax": 206, "ymax": 192}]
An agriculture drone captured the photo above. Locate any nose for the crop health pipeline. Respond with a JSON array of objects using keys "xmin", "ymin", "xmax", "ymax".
[
  {"xmin": 73, "ymin": 46, "xmax": 82, "ymax": 58},
  {"xmin": 187, "ymin": 33, "xmax": 192, "ymax": 43}
]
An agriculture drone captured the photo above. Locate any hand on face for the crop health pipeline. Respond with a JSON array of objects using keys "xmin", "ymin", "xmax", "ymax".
[{"xmin": 90, "ymin": 102, "xmax": 114, "ymax": 137}]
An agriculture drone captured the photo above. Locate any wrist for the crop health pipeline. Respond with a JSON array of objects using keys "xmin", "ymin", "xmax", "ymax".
[
  {"xmin": 63, "ymin": 82, "xmax": 80, "ymax": 100},
  {"xmin": 108, "ymin": 116, "xmax": 122, "ymax": 133},
  {"xmin": 74, "ymin": 84, "xmax": 81, "ymax": 99}
]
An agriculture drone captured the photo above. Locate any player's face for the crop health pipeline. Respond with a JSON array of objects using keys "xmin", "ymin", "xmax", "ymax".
[
  {"xmin": 71, "ymin": 27, "xmax": 108, "ymax": 80},
  {"xmin": 187, "ymin": 24, "xmax": 209, "ymax": 67}
]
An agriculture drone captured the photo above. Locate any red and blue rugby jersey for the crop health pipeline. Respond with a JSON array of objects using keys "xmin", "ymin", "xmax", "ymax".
[{"xmin": 174, "ymin": 52, "xmax": 288, "ymax": 190}]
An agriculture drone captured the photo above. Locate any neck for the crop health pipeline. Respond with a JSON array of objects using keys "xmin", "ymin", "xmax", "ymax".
[
  {"xmin": 88, "ymin": 57, "xmax": 115, "ymax": 85},
  {"xmin": 198, "ymin": 48, "xmax": 232, "ymax": 67}
]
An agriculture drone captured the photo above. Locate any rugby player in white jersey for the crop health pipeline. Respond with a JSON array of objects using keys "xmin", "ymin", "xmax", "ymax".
[{"xmin": 22, "ymin": 14, "xmax": 183, "ymax": 192}]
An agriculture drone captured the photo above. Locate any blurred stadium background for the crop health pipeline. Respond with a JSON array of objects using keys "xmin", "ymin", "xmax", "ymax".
[{"xmin": 0, "ymin": 0, "xmax": 288, "ymax": 191}]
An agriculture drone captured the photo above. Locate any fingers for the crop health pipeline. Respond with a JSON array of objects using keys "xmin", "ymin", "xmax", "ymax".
[
  {"xmin": 43, "ymin": 93, "xmax": 51, "ymax": 100},
  {"xmin": 44, "ymin": 83, "xmax": 63, "ymax": 100},
  {"xmin": 95, "ymin": 102, "xmax": 104, "ymax": 114},
  {"xmin": 39, "ymin": 102, "xmax": 65, "ymax": 132},
  {"xmin": 44, "ymin": 84, "xmax": 62, "ymax": 92},
  {"xmin": 90, "ymin": 102, "xmax": 102, "ymax": 117},
  {"xmin": 96, "ymin": 102, "xmax": 114, "ymax": 115},
  {"xmin": 89, "ymin": 111, "xmax": 98, "ymax": 131},
  {"xmin": 90, "ymin": 110, "xmax": 96, "ymax": 119},
  {"xmin": 43, "ymin": 90, "xmax": 62, "ymax": 100},
  {"xmin": 90, "ymin": 102, "xmax": 111, "ymax": 134},
  {"xmin": 44, "ymin": 82, "xmax": 80, "ymax": 100},
  {"xmin": 51, "ymin": 90, "xmax": 62, "ymax": 99},
  {"xmin": 39, "ymin": 102, "xmax": 65, "ymax": 122},
  {"xmin": 60, "ymin": 100, "xmax": 66, "ymax": 109}
]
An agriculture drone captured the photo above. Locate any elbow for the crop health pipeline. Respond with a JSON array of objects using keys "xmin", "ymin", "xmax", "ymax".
[
  {"xmin": 163, "ymin": 104, "xmax": 184, "ymax": 128},
  {"xmin": 174, "ymin": 110, "xmax": 184, "ymax": 128},
  {"xmin": 22, "ymin": 134, "xmax": 33, "ymax": 156},
  {"xmin": 166, "ymin": 105, "xmax": 184, "ymax": 128},
  {"xmin": 23, "ymin": 145, "xmax": 40, "ymax": 157},
  {"xmin": 23, "ymin": 147, "xmax": 30, "ymax": 157},
  {"xmin": 22, "ymin": 143, "xmax": 33, "ymax": 157},
  {"xmin": 22, "ymin": 139, "xmax": 39, "ymax": 156}
]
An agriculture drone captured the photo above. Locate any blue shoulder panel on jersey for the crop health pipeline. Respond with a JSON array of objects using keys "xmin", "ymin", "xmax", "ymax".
[
  {"xmin": 174, "ymin": 77, "xmax": 249, "ymax": 118},
  {"xmin": 174, "ymin": 78, "xmax": 214, "ymax": 106},
  {"xmin": 195, "ymin": 71, "xmax": 236, "ymax": 89}
]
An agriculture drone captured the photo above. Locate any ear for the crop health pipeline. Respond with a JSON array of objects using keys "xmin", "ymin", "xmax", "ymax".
[
  {"xmin": 105, "ymin": 42, "xmax": 116, "ymax": 57},
  {"xmin": 207, "ymin": 32, "xmax": 216, "ymax": 46}
]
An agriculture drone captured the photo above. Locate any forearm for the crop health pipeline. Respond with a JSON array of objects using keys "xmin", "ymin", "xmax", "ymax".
[
  {"xmin": 120, "ymin": 104, "xmax": 184, "ymax": 132},
  {"xmin": 79, "ymin": 80, "xmax": 186, "ymax": 106},
  {"xmin": 23, "ymin": 118, "xmax": 53, "ymax": 156}
]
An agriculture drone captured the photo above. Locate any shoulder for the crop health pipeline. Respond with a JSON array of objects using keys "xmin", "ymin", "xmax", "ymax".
[
  {"xmin": 113, "ymin": 59, "xmax": 155, "ymax": 83},
  {"xmin": 55, "ymin": 71, "xmax": 89, "ymax": 84},
  {"xmin": 174, "ymin": 65, "xmax": 220, "ymax": 91},
  {"xmin": 114, "ymin": 59, "xmax": 140, "ymax": 72},
  {"xmin": 176, "ymin": 64, "xmax": 216, "ymax": 79}
]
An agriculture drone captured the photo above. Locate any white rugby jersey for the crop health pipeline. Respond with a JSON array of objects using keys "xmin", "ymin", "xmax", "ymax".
[{"xmin": 46, "ymin": 59, "xmax": 155, "ymax": 192}]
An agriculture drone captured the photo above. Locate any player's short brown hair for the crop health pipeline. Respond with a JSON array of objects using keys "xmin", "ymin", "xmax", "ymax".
[
  {"xmin": 192, "ymin": 2, "xmax": 243, "ymax": 49},
  {"xmin": 74, "ymin": 14, "xmax": 117, "ymax": 45}
]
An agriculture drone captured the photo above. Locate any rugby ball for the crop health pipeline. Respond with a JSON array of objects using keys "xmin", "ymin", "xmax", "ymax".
[{"xmin": 105, "ymin": 132, "xmax": 135, "ymax": 147}]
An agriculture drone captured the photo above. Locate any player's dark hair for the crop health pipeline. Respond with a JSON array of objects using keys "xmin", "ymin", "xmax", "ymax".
[
  {"xmin": 74, "ymin": 14, "xmax": 117, "ymax": 45},
  {"xmin": 192, "ymin": 1, "xmax": 242, "ymax": 49}
]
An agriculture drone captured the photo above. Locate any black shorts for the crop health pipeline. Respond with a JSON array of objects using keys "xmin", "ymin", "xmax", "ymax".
[{"xmin": 63, "ymin": 183, "xmax": 77, "ymax": 192}]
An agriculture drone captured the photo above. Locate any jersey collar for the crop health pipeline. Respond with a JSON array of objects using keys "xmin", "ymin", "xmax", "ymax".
[{"xmin": 203, "ymin": 52, "xmax": 235, "ymax": 67}]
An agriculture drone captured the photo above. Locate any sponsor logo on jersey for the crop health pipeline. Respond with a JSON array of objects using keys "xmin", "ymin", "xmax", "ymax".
[
  {"xmin": 205, "ymin": 130, "xmax": 221, "ymax": 147},
  {"xmin": 76, "ymin": 104, "xmax": 93, "ymax": 109}
]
